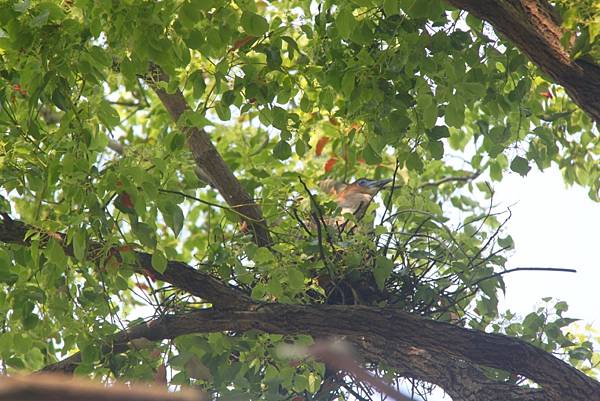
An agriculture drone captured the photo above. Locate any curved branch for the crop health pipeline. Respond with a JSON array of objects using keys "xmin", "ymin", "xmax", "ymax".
[
  {"xmin": 144, "ymin": 65, "xmax": 271, "ymax": 247},
  {"xmin": 44, "ymin": 305, "xmax": 598, "ymax": 401},
  {"xmin": 0, "ymin": 215, "xmax": 252, "ymax": 309}
]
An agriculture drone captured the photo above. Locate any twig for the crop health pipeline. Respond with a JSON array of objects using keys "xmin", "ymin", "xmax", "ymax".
[
  {"xmin": 418, "ymin": 169, "xmax": 482, "ymax": 189},
  {"xmin": 298, "ymin": 176, "xmax": 335, "ymax": 251},
  {"xmin": 379, "ymin": 158, "xmax": 401, "ymax": 226}
]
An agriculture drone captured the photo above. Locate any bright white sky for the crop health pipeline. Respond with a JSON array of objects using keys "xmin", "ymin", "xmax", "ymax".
[{"xmin": 494, "ymin": 166, "xmax": 600, "ymax": 328}]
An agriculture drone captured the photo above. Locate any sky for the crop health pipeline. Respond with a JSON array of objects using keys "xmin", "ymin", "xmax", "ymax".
[{"xmin": 494, "ymin": 166, "xmax": 600, "ymax": 328}]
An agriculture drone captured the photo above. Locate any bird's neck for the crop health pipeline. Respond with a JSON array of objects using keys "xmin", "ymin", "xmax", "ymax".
[{"xmin": 338, "ymin": 192, "xmax": 373, "ymax": 215}]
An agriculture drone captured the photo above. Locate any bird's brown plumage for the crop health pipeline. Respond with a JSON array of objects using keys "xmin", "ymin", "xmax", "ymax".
[{"xmin": 321, "ymin": 178, "xmax": 392, "ymax": 220}]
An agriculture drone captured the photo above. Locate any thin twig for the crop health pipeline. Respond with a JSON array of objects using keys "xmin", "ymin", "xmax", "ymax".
[{"xmin": 418, "ymin": 169, "xmax": 482, "ymax": 189}]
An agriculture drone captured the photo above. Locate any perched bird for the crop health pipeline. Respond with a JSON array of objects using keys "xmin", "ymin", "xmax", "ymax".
[
  {"xmin": 320, "ymin": 178, "xmax": 392, "ymax": 221},
  {"xmin": 310, "ymin": 177, "xmax": 394, "ymax": 305}
]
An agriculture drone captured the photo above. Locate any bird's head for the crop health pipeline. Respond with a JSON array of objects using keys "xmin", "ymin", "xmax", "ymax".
[{"xmin": 346, "ymin": 178, "xmax": 393, "ymax": 196}]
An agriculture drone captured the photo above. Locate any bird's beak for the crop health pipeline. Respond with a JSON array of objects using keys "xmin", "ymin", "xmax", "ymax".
[{"xmin": 365, "ymin": 178, "xmax": 392, "ymax": 189}]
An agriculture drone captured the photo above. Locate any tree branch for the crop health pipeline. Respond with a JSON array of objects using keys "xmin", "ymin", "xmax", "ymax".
[
  {"xmin": 0, "ymin": 215, "xmax": 252, "ymax": 309},
  {"xmin": 445, "ymin": 0, "xmax": 600, "ymax": 124},
  {"xmin": 0, "ymin": 374, "xmax": 204, "ymax": 401},
  {"xmin": 144, "ymin": 65, "xmax": 271, "ymax": 247},
  {"xmin": 43, "ymin": 305, "xmax": 599, "ymax": 401}
]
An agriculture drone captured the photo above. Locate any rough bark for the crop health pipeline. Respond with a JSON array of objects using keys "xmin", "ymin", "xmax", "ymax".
[
  {"xmin": 144, "ymin": 65, "xmax": 271, "ymax": 247},
  {"xmin": 42, "ymin": 304, "xmax": 599, "ymax": 401},
  {"xmin": 2, "ymin": 215, "xmax": 597, "ymax": 400},
  {"xmin": 445, "ymin": 0, "xmax": 600, "ymax": 124}
]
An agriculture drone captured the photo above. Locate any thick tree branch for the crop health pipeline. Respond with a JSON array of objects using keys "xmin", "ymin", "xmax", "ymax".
[
  {"xmin": 445, "ymin": 0, "xmax": 600, "ymax": 124},
  {"xmin": 352, "ymin": 340, "xmax": 546, "ymax": 401},
  {"xmin": 44, "ymin": 305, "xmax": 598, "ymax": 401},
  {"xmin": 5, "ymin": 213, "xmax": 596, "ymax": 400},
  {"xmin": 0, "ymin": 374, "xmax": 203, "ymax": 401},
  {"xmin": 0, "ymin": 215, "xmax": 251, "ymax": 309},
  {"xmin": 3, "ymin": 215, "xmax": 597, "ymax": 400},
  {"xmin": 144, "ymin": 65, "xmax": 271, "ymax": 247}
]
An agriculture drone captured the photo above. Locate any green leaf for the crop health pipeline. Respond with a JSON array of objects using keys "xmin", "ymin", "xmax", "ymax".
[
  {"xmin": 445, "ymin": 100, "xmax": 464, "ymax": 127},
  {"xmin": 188, "ymin": 70, "xmax": 206, "ymax": 98},
  {"xmin": 428, "ymin": 140, "xmax": 444, "ymax": 160},
  {"xmin": 46, "ymin": 238, "xmax": 67, "ymax": 266},
  {"xmin": 374, "ymin": 256, "xmax": 394, "ymax": 290},
  {"xmin": 179, "ymin": 110, "xmax": 212, "ymax": 129},
  {"xmin": 428, "ymin": 125, "xmax": 450, "ymax": 140},
  {"xmin": 267, "ymin": 277, "xmax": 283, "ymax": 297},
  {"xmin": 151, "ymin": 251, "xmax": 168, "ymax": 274},
  {"xmin": 489, "ymin": 126, "xmax": 510, "ymax": 144},
  {"xmin": 273, "ymin": 140, "xmax": 292, "ymax": 160},
  {"xmin": 341, "ymin": 71, "xmax": 355, "ymax": 96},
  {"xmin": 287, "ymin": 268, "xmax": 304, "ymax": 290},
  {"xmin": 215, "ymin": 101, "xmax": 232, "ymax": 121},
  {"xmin": 132, "ymin": 222, "xmax": 157, "ymax": 248},
  {"xmin": 251, "ymin": 247, "xmax": 275, "ymax": 264},
  {"xmin": 336, "ymin": 7, "xmax": 355, "ymax": 39},
  {"xmin": 363, "ymin": 144, "xmax": 382, "ymax": 165},
  {"xmin": 0, "ymin": 250, "xmax": 17, "ymax": 285},
  {"xmin": 295, "ymin": 139, "xmax": 306, "ymax": 157},
  {"xmin": 350, "ymin": 21, "xmax": 374, "ymax": 45},
  {"xmin": 498, "ymin": 235, "xmax": 514, "ymax": 250},
  {"xmin": 72, "ymin": 228, "xmax": 87, "ymax": 261},
  {"xmin": 51, "ymin": 88, "xmax": 70, "ymax": 111},
  {"xmin": 241, "ymin": 11, "xmax": 269, "ymax": 36},
  {"xmin": 251, "ymin": 283, "xmax": 267, "ymax": 300},
  {"xmin": 406, "ymin": 152, "xmax": 423, "ymax": 171},
  {"xmin": 383, "ymin": 0, "xmax": 400, "ymax": 15},
  {"xmin": 98, "ymin": 99, "xmax": 120, "ymax": 128},
  {"xmin": 160, "ymin": 203, "xmax": 184, "ymax": 237},
  {"xmin": 510, "ymin": 156, "xmax": 531, "ymax": 176}
]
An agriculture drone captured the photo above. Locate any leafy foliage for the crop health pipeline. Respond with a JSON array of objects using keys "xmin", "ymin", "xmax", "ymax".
[{"xmin": 0, "ymin": 0, "xmax": 598, "ymax": 399}]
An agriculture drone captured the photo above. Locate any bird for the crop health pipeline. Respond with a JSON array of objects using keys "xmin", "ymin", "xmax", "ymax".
[
  {"xmin": 320, "ymin": 177, "xmax": 392, "ymax": 221},
  {"xmin": 304, "ymin": 177, "xmax": 394, "ymax": 305}
]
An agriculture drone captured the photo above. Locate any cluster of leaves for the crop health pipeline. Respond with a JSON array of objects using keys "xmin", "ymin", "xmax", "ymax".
[
  {"xmin": 0, "ymin": 0, "xmax": 599, "ymax": 399},
  {"xmin": 554, "ymin": 0, "xmax": 600, "ymax": 61},
  {"xmin": 489, "ymin": 298, "xmax": 599, "ymax": 383}
]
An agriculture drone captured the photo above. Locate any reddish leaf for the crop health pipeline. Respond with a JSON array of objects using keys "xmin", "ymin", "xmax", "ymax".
[
  {"xmin": 230, "ymin": 35, "xmax": 256, "ymax": 52},
  {"xmin": 540, "ymin": 90, "xmax": 553, "ymax": 99},
  {"xmin": 120, "ymin": 192, "xmax": 134, "ymax": 209},
  {"xmin": 324, "ymin": 157, "xmax": 337, "ymax": 172},
  {"xmin": 350, "ymin": 122, "xmax": 362, "ymax": 130},
  {"xmin": 315, "ymin": 136, "xmax": 330, "ymax": 156},
  {"xmin": 116, "ymin": 244, "xmax": 136, "ymax": 253},
  {"xmin": 12, "ymin": 84, "xmax": 28, "ymax": 96}
]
